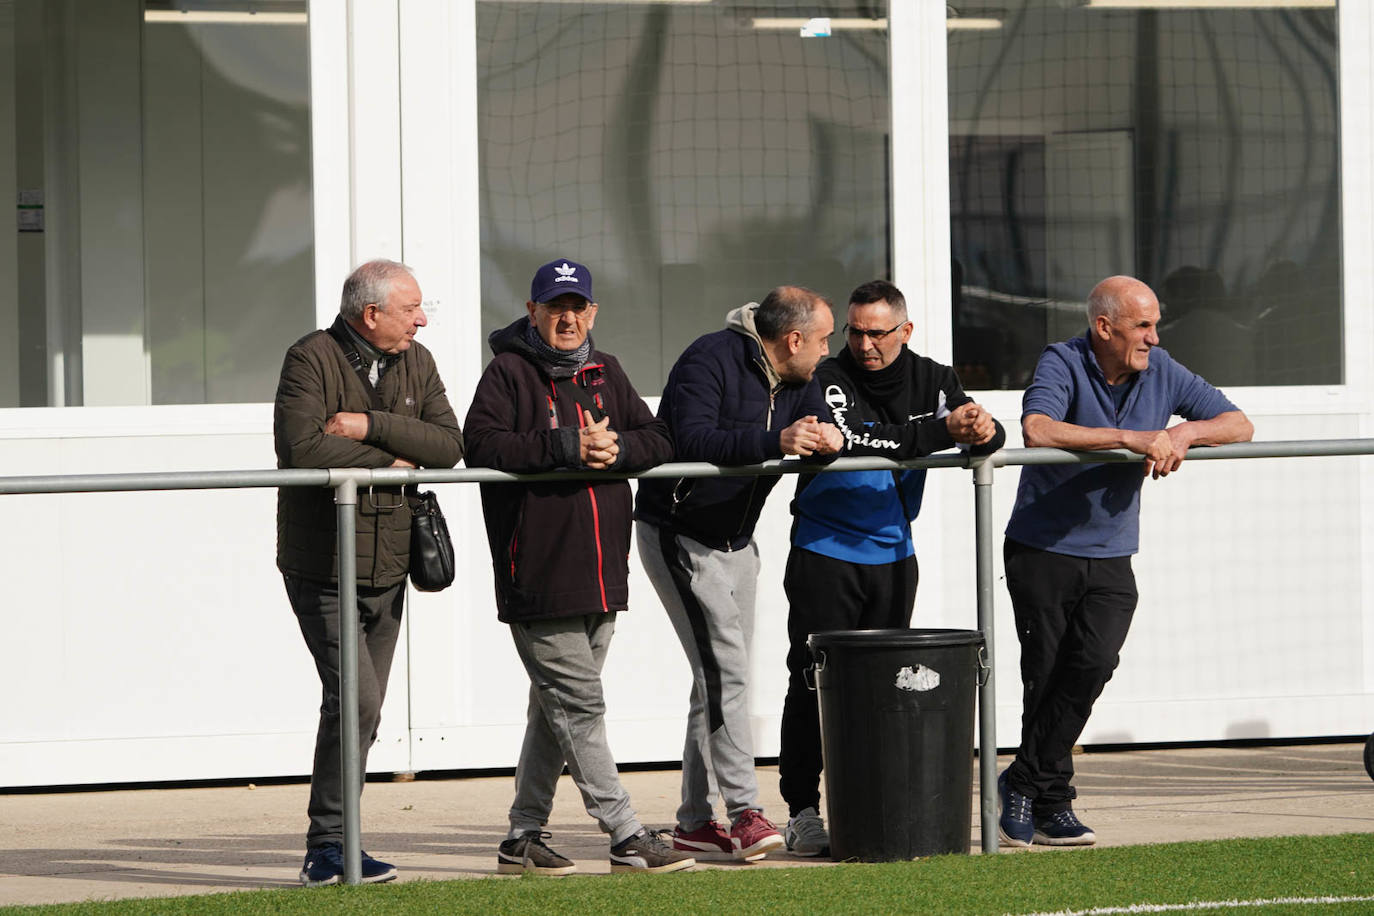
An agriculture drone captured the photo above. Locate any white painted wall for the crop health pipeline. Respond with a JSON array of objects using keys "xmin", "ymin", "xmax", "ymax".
[{"xmin": 0, "ymin": 1, "xmax": 1371, "ymax": 790}]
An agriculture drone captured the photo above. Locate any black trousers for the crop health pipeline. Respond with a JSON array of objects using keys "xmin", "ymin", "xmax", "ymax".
[
  {"xmin": 778, "ymin": 547, "xmax": 918, "ymax": 816},
  {"xmin": 1002, "ymin": 538, "xmax": 1137, "ymax": 814},
  {"xmin": 285, "ymin": 573, "xmax": 405, "ymax": 849}
]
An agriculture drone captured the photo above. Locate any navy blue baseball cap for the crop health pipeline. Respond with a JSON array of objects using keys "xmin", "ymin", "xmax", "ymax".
[{"xmin": 530, "ymin": 258, "xmax": 594, "ymax": 304}]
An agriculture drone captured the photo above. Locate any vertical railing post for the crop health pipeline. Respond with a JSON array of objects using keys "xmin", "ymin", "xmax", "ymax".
[
  {"xmin": 972, "ymin": 455, "xmax": 999, "ymax": 854},
  {"xmin": 333, "ymin": 472, "xmax": 363, "ymax": 885}
]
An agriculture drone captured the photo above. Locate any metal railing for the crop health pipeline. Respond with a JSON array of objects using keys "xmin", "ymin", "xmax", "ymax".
[{"xmin": 4, "ymin": 437, "xmax": 1373, "ymax": 880}]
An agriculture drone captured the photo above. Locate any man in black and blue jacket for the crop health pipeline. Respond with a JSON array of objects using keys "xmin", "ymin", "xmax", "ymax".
[
  {"xmin": 777, "ymin": 279, "xmax": 1004, "ymax": 856},
  {"xmin": 636, "ymin": 286, "xmax": 841, "ymax": 863}
]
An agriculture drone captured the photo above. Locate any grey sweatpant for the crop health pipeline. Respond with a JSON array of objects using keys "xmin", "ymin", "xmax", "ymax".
[
  {"xmin": 508, "ymin": 613, "xmax": 642, "ymax": 845},
  {"xmin": 637, "ymin": 521, "xmax": 763, "ymax": 831}
]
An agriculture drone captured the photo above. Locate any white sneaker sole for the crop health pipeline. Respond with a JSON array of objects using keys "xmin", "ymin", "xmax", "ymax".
[
  {"xmin": 1033, "ymin": 830, "xmax": 1096, "ymax": 846},
  {"xmin": 786, "ymin": 843, "xmax": 829, "ymax": 857},
  {"xmin": 298, "ymin": 870, "xmax": 340, "ymax": 887},
  {"xmin": 671, "ymin": 840, "xmax": 735, "ymax": 861},
  {"xmin": 735, "ymin": 833, "xmax": 784, "ymax": 860},
  {"xmin": 299, "ymin": 867, "xmax": 397, "ymax": 886},
  {"xmin": 609, "ymin": 857, "xmax": 696, "ymax": 874},
  {"xmin": 997, "ymin": 826, "xmax": 1033, "ymax": 848},
  {"xmin": 496, "ymin": 855, "xmax": 577, "ymax": 876}
]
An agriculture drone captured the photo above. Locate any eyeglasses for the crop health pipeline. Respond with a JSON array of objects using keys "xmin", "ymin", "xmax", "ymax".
[
  {"xmin": 843, "ymin": 322, "xmax": 905, "ymax": 341},
  {"xmin": 538, "ymin": 299, "xmax": 593, "ymax": 317}
]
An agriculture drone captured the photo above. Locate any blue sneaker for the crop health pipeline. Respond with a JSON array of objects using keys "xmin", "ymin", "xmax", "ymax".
[
  {"xmin": 299, "ymin": 844, "xmax": 398, "ymax": 886},
  {"xmin": 997, "ymin": 771, "xmax": 1034, "ymax": 847},
  {"xmin": 1033, "ymin": 809, "xmax": 1096, "ymax": 846}
]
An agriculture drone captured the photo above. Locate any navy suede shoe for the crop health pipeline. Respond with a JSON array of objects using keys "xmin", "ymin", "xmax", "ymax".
[
  {"xmin": 300, "ymin": 844, "xmax": 397, "ymax": 887},
  {"xmin": 997, "ymin": 771, "xmax": 1034, "ymax": 847},
  {"xmin": 1033, "ymin": 809, "xmax": 1096, "ymax": 846}
]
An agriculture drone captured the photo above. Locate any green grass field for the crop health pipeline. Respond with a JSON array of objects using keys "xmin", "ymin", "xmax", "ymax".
[{"xmin": 6, "ymin": 833, "xmax": 1373, "ymax": 916}]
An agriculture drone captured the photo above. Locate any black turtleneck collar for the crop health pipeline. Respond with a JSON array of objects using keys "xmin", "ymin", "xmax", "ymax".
[{"xmin": 836, "ymin": 346, "xmax": 914, "ymax": 422}]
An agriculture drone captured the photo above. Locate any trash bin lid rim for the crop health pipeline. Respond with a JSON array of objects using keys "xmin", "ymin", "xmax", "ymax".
[{"xmin": 807, "ymin": 627, "xmax": 985, "ymax": 649}]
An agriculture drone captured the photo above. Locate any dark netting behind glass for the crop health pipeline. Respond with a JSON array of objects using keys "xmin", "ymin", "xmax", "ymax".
[
  {"xmin": 477, "ymin": 2, "xmax": 890, "ymax": 392},
  {"xmin": 948, "ymin": 3, "xmax": 1340, "ymax": 390}
]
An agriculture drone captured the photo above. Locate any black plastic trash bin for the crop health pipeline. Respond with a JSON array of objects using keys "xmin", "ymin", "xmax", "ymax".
[{"xmin": 809, "ymin": 628, "xmax": 985, "ymax": 861}]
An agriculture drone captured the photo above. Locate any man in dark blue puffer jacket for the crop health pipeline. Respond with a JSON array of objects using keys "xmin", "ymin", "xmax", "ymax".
[{"xmin": 636, "ymin": 286, "xmax": 841, "ymax": 863}]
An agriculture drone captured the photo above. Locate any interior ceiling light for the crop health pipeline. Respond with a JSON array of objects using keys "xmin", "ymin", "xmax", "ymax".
[
  {"xmin": 750, "ymin": 17, "xmax": 888, "ymax": 31},
  {"xmin": 947, "ymin": 17, "xmax": 1003, "ymax": 29},
  {"xmin": 144, "ymin": 10, "xmax": 307, "ymax": 24},
  {"xmin": 1084, "ymin": 0, "xmax": 1333, "ymax": 9}
]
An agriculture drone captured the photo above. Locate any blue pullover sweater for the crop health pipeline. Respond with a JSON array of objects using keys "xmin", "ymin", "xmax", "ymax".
[{"xmin": 1005, "ymin": 333, "xmax": 1238, "ymax": 558}]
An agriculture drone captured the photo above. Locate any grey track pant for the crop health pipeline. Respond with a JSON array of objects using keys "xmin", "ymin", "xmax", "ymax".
[
  {"xmin": 637, "ymin": 521, "xmax": 763, "ymax": 831},
  {"xmin": 508, "ymin": 613, "xmax": 642, "ymax": 845}
]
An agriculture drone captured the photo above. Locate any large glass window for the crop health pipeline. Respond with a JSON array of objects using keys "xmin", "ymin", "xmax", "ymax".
[
  {"xmin": 948, "ymin": 1, "xmax": 1340, "ymax": 389},
  {"xmin": 477, "ymin": 1, "xmax": 890, "ymax": 391},
  {"xmin": 0, "ymin": 0, "xmax": 312, "ymax": 407}
]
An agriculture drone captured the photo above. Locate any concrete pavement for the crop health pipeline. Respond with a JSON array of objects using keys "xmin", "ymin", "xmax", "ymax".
[{"xmin": 2, "ymin": 743, "xmax": 1372, "ymax": 907}]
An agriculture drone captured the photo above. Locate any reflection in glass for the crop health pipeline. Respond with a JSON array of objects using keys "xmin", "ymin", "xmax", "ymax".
[
  {"xmin": 477, "ymin": 2, "xmax": 890, "ymax": 392},
  {"xmin": 948, "ymin": 2, "xmax": 1340, "ymax": 389},
  {"xmin": 0, "ymin": 0, "xmax": 312, "ymax": 407}
]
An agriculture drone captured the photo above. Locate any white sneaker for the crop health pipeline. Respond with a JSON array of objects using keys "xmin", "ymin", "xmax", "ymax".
[{"xmin": 784, "ymin": 807, "xmax": 830, "ymax": 857}]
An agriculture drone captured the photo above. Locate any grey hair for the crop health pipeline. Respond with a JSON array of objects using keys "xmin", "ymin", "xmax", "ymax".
[
  {"xmin": 1087, "ymin": 282, "xmax": 1123, "ymax": 323},
  {"xmin": 756, "ymin": 285, "xmax": 828, "ymax": 341},
  {"xmin": 340, "ymin": 259, "xmax": 414, "ymax": 320}
]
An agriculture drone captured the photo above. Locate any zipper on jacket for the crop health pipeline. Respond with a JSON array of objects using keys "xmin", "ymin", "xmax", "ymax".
[
  {"xmin": 575, "ymin": 401, "xmax": 610, "ymax": 611},
  {"xmin": 718, "ymin": 360, "xmax": 781, "ymax": 553},
  {"xmin": 508, "ymin": 501, "xmax": 525, "ymax": 581}
]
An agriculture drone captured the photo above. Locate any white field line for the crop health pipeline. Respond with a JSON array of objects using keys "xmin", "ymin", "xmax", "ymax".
[
  {"xmin": 1015, "ymin": 895, "xmax": 1374, "ymax": 916},
  {"xmin": 1077, "ymin": 756, "xmax": 1356, "ymax": 777}
]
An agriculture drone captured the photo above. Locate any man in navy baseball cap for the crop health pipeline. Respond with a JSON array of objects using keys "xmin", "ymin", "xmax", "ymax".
[
  {"xmin": 465, "ymin": 258, "xmax": 690, "ymax": 875},
  {"xmin": 530, "ymin": 258, "xmax": 594, "ymax": 304}
]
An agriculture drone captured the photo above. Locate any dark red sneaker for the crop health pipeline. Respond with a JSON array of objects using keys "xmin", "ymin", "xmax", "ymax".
[
  {"xmin": 730, "ymin": 809, "xmax": 783, "ymax": 861},
  {"xmin": 671, "ymin": 820, "xmax": 734, "ymax": 860}
]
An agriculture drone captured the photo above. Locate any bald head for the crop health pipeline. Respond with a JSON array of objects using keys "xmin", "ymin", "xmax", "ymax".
[
  {"xmin": 1087, "ymin": 275, "xmax": 1154, "ymax": 324},
  {"xmin": 1087, "ymin": 275, "xmax": 1161, "ymax": 385}
]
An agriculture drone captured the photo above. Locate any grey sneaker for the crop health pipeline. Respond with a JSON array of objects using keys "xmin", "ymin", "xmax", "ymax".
[
  {"xmin": 609, "ymin": 828, "xmax": 696, "ymax": 873},
  {"xmin": 784, "ymin": 807, "xmax": 830, "ymax": 857},
  {"xmin": 497, "ymin": 830, "xmax": 577, "ymax": 876}
]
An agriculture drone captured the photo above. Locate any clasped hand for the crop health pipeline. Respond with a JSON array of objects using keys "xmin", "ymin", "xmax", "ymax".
[
  {"xmin": 946, "ymin": 402, "xmax": 995, "ymax": 445},
  {"xmin": 580, "ymin": 411, "xmax": 621, "ymax": 469},
  {"xmin": 1126, "ymin": 425, "xmax": 1192, "ymax": 479},
  {"xmin": 781, "ymin": 415, "xmax": 843, "ymax": 457}
]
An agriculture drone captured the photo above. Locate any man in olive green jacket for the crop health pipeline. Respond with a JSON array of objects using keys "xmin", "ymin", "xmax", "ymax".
[{"xmin": 274, "ymin": 259, "xmax": 464, "ymax": 886}]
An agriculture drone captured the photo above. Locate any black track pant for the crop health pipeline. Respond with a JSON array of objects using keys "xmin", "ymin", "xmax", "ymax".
[
  {"xmin": 778, "ymin": 547, "xmax": 918, "ymax": 816},
  {"xmin": 1002, "ymin": 538, "xmax": 1137, "ymax": 814}
]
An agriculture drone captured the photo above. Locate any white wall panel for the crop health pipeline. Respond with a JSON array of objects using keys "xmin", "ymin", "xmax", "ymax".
[{"xmin": 0, "ymin": 427, "xmax": 408, "ymax": 787}]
